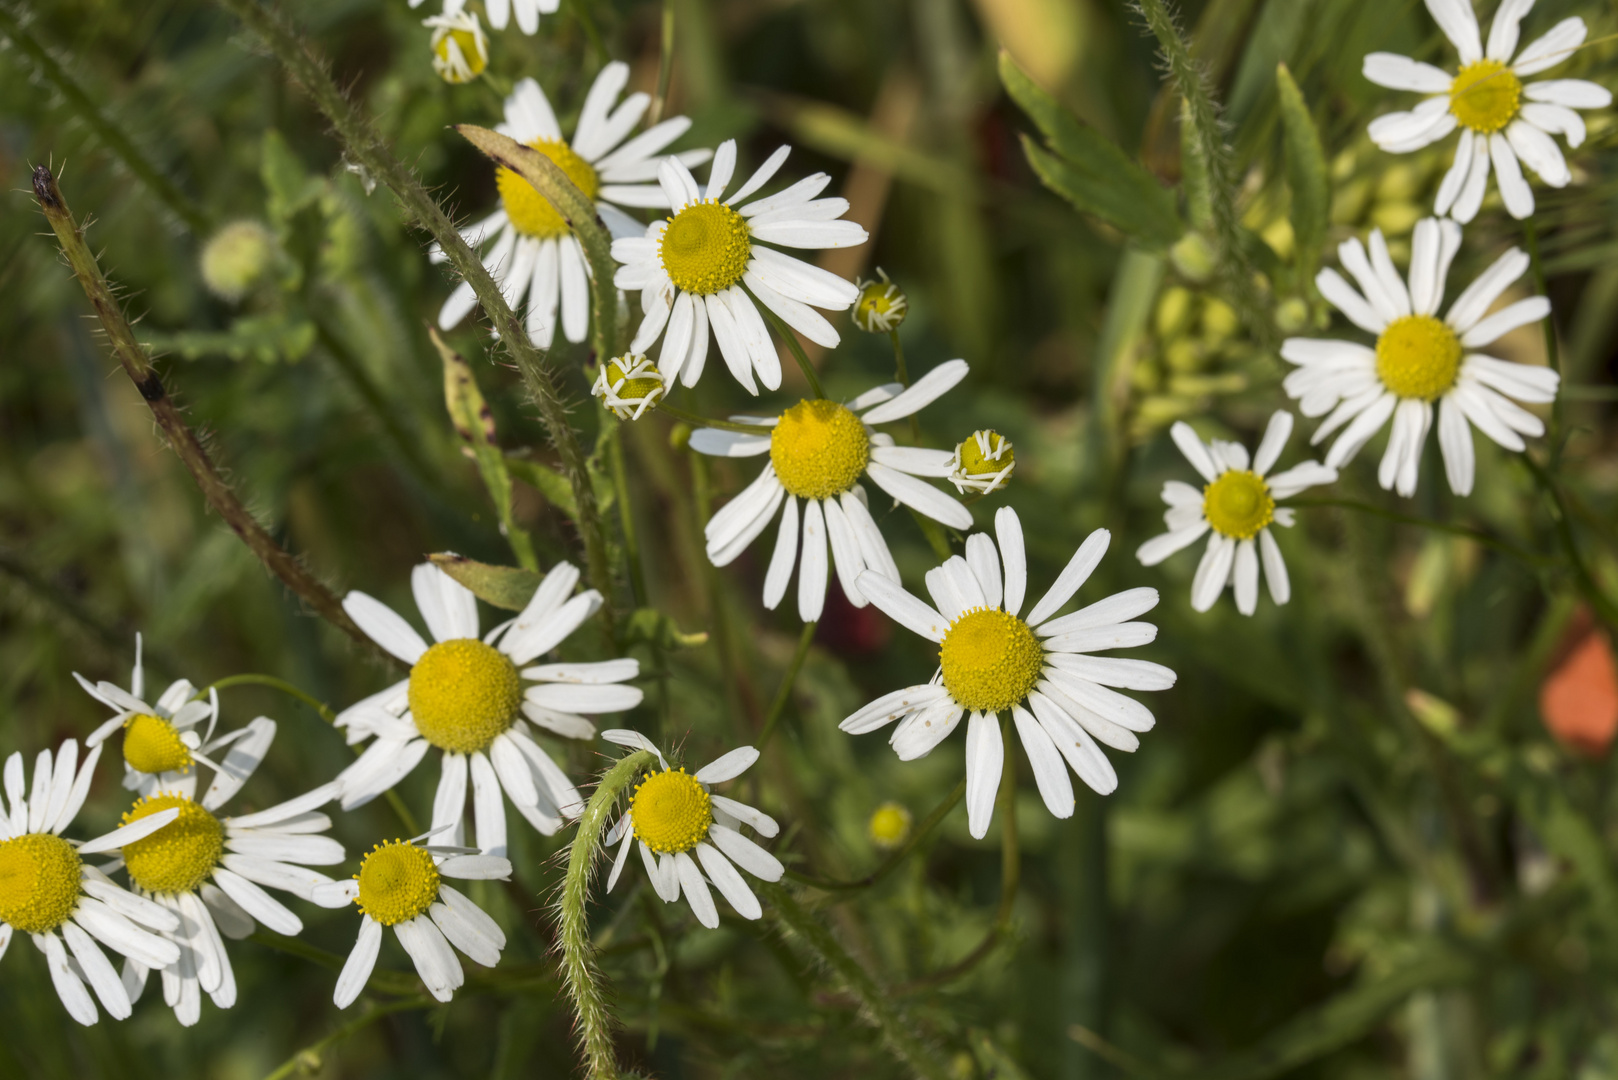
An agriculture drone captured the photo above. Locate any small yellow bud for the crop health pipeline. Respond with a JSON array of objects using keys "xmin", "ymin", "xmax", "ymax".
[
  {"xmin": 851, "ymin": 268, "xmax": 908, "ymax": 333},
  {"xmin": 591, "ymin": 355, "xmax": 666, "ymax": 420},
  {"xmin": 1274, "ymin": 296, "xmax": 1310, "ymax": 334},
  {"xmin": 1154, "ymin": 286, "xmax": 1193, "ymax": 339},
  {"xmin": 867, "ymin": 802, "xmax": 912, "ymax": 849},
  {"xmin": 199, "ymin": 220, "xmax": 276, "ymax": 302},
  {"xmin": 949, "ymin": 430, "xmax": 1015, "ymax": 495},
  {"xmin": 1169, "ymin": 232, "xmax": 1215, "ymax": 283},
  {"xmin": 426, "ymin": 8, "xmax": 488, "ymax": 85},
  {"xmin": 1200, "ymin": 298, "xmax": 1238, "ymax": 343}
]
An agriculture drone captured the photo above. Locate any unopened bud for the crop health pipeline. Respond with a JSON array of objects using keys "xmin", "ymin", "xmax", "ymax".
[
  {"xmin": 426, "ymin": 8, "xmax": 489, "ymax": 85},
  {"xmin": 199, "ymin": 220, "xmax": 276, "ymax": 302},
  {"xmin": 867, "ymin": 802, "xmax": 912, "ymax": 849},
  {"xmin": 949, "ymin": 429, "xmax": 1015, "ymax": 494},
  {"xmin": 851, "ymin": 268, "xmax": 908, "ymax": 333},
  {"xmin": 1169, "ymin": 232, "xmax": 1215, "ymax": 283},
  {"xmin": 592, "ymin": 355, "xmax": 666, "ymax": 420}
]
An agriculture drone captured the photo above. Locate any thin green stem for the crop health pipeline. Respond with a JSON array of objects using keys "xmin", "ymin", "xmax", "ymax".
[
  {"xmin": 1286, "ymin": 497, "xmax": 1544, "ymax": 568},
  {"xmin": 889, "ymin": 329, "xmax": 922, "ymax": 443},
  {"xmin": 787, "ymin": 777, "xmax": 965, "ymax": 894},
  {"xmin": 747, "ymin": 286, "xmax": 825, "ymax": 398},
  {"xmin": 260, "ymin": 996, "xmax": 435, "ymax": 1080},
  {"xmin": 607, "ymin": 423, "xmax": 647, "ymax": 606},
  {"xmin": 758, "ymin": 880, "xmax": 951, "ymax": 1080},
  {"xmin": 1523, "ymin": 217, "xmax": 1564, "ymax": 464},
  {"xmin": 1521, "ymin": 455, "xmax": 1618, "ymax": 634},
  {"xmin": 646, "ymin": 0, "xmax": 676, "ymax": 127},
  {"xmin": 557, "ymin": 749, "xmax": 655, "ymax": 1080},
  {"xmin": 655, "ymin": 402, "xmax": 770, "ymax": 434},
  {"xmin": 757, "ymin": 621, "xmax": 817, "ymax": 750},
  {"xmin": 896, "ymin": 713, "xmax": 1020, "ymax": 994}
]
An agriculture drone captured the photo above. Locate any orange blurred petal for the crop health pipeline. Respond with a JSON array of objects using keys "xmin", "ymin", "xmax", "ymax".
[{"xmin": 1540, "ymin": 627, "xmax": 1618, "ymax": 757}]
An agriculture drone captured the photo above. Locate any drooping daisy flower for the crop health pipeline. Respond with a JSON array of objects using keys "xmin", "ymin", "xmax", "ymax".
[
  {"xmin": 842, "ymin": 507, "xmax": 1175, "ymax": 839},
  {"xmin": 591, "ymin": 354, "xmax": 665, "ymax": 419},
  {"xmin": 948, "ymin": 429, "xmax": 1016, "ymax": 494},
  {"xmin": 312, "ymin": 836, "xmax": 512, "ymax": 1006},
  {"xmin": 611, "ymin": 139, "xmax": 869, "ymax": 393},
  {"xmin": 436, "ymin": 63, "xmax": 712, "ymax": 346},
  {"xmin": 1282, "ymin": 218, "xmax": 1559, "ymax": 496},
  {"xmin": 424, "ymin": 4, "xmax": 488, "ymax": 85},
  {"xmin": 75, "ymin": 635, "xmax": 274, "ymax": 802},
  {"xmin": 107, "ymin": 736, "xmax": 345, "ymax": 1026},
  {"xmin": 599, "ymin": 731, "xmax": 783, "ymax": 929},
  {"xmin": 408, "ymin": 0, "xmax": 547, "ymax": 36},
  {"xmin": 1, "ymin": 739, "xmax": 184, "ymax": 1025},
  {"xmin": 689, "ymin": 360, "xmax": 975, "ymax": 622},
  {"xmin": 850, "ymin": 269, "xmax": 908, "ymax": 334},
  {"xmin": 335, "ymin": 562, "xmax": 642, "ymax": 851},
  {"xmin": 1135, "ymin": 413, "xmax": 1338, "ymax": 615},
  {"xmin": 1363, "ymin": 1, "xmax": 1611, "ymax": 222}
]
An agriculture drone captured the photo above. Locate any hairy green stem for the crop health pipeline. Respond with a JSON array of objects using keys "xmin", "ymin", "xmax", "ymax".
[
  {"xmin": 758, "ymin": 880, "xmax": 951, "ymax": 1080},
  {"xmin": 1133, "ymin": 0, "xmax": 1273, "ymax": 353},
  {"xmin": 558, "ymin": 749, "xmax": 655, "ymax": 1080},
  {"xmin": 756, "ymin": 621, "xmax": 817, "ymax": 750},
  {"xmin": 212, "ymin": 0, "xmax": 614, "ymax": 623},
  {"xmin": 31, "ymin": 165, "xmax": 398, "ymax": 669},
  {"xmin": 787, "ymin": 777, "xmax": 965, "ymax": 895}
]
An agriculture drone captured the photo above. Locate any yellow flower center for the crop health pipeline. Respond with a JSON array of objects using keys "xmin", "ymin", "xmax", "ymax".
[
  {"xmin": 1376, "ymin": 314, "xmax": 1462, "ymax": 401},
  {"xmin": 121, "ymin": 794, "xmax": 223, "ymax": 895},
  {"xmin": 430, "ymin": 25, "xmax": 487, "ymax": 84},
  {"xmin": 769, "ymin": 400, "xmax": 870, "ymax": 499},
  {"xmin": 123, "ymin": 713, "xmax": 194, "ymax": 776},
  {"xmin": 630, "ymin": 768, "xmax": 712, "ymax": 855},
  {"xmin": 659, "ymin": 200, "xmax": 752, "ymax": 296},
  {"xmin": 867, "ymin": 802, "xmax": 912, "ymax": 849},
  {"xmin": 497, "ymin": 139, "xmax": 600, "ymax": 240},
  {"xmin": 603, "ymin": 357, "xmax": 664, "ymax": 404},
  {"xmin": 957, "ymin": 430, "xmax": 1015, "ymax": 477},
  {"xmin": 852, "ymin": 277, "xmax": 907, "ymax": 333},
  {"xmin": 408, "ymin": 639, "xmax": 523, "ymax": 754},
  {"xmin": 1449, "ymin": 60, "xmax": 1522, "ymax": 134},
  {"xmin": 0, "ymin": 833, "xmax": 82, "ymax": 934},
  {"xmin": 938, "ymin": 607, "xmax": 1044, "ymax": 714},
  {"xmin": 355, "ymin": 841, "xmax": 441, "ymax": 926},
  {"xmin": 1202, "ymin": 470, "xmax": 1275, "ymax": 540}
]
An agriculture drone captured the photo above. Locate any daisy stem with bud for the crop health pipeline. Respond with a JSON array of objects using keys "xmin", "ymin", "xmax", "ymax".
[
  {"xmin": 559, "ymin": 749, "xmax": 657, "ymax": 1080},
  {"xmin": 788, "ymin": 777, "xmax": 966, "ymax": 895}
]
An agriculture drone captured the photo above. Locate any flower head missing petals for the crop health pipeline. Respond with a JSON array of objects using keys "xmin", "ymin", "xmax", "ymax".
[
  {"xmin": 769, "ymin": 400, "xmax": 870, "ymax": 500},
  {"xmin": 1376, "ymin": 314, "xmax": 1462, "ymax": 401},
  {"xmin": 950, "ymin": 430, "xmax": 1015, "ymax": 494},
  {"xmin": 660, "ymin": 200, "xmax": 752, "ymax": 295},
  {"xmin": 0, "ymin": 833, "xmax": 82, "ymax": 934},
  {"xmin": 939, "ymin": 607, "xmax": 1043, "ymax": 714},
  {"xmin": 593, "ymin": 355, "xmax": 666, "ymax": 420},
  {"xmin": 1202, "ymin": 471, "xmax": 1275, "ymax": 541},
  {"xmin": 630, "ymin": 768, "xmax": 712, "ymax": 854},
  {"xmin": 123, "ymin": 713, "xmax": 194, "ymax": 776},
  {"xmin": 851, "ymin": 269, "xmax": 907, "ymax": 333},
  {"xmin": 427, "ymin": 8, "xmax": 488, "ymax": 85},
  {"xmin": 1449, "ymin": 60, "xmax": 1522, "ymax": 134},
  {"xmin": 408, "ymin": 639, "xmax": 523, "ymax": 754},
  {"xmin": 121, "ymin": 794, "xmax": 223, "ymax": 895},
  {"xmin": 498, "ymin": 139, "xmax": 600, "ymax": 239},
  {"xmin": 355, "ymin": 841, "xmax": 441, "ymax": 926}
]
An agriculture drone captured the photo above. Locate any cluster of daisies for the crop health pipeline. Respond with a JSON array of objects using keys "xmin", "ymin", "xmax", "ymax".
[{"xmin": 8, "ymin": 0, "xmax": 1597, "ymax": 1034}]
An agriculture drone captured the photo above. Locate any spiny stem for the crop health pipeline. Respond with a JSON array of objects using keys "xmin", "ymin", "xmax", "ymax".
[
  {"xmin": 31, "ymin": 166, "xmax": 399, "ymax": 670},
  {"xmin": 212, "ymin": 0, "xmax": 615, "ymax": 628},
  {"xmin": 557, "ymin": 749, "xmax": 656, "ymax": 1080},
  {"xmin": 1133, "ymin": 0, "xmax": 1274, "ymax": 353},
  {"xmin": 787, "ymin": 777, "xmax": 965, "ymax": 895},
  {"xmin": 758, "ymin": 879, "xmax": 952, "ymax": 1080},
  {"xmin": 756, "ymin": 621, "xmax": 817, "ymax": 750}
]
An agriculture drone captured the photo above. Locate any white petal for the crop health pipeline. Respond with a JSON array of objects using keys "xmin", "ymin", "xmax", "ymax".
[
  {"xmin": 1523, "ymin": 79, "xmax": 1611, "ymax": 109},
  {"xmin": 1027, "ymin": 528, "xmax": 1111, "ymax": 627},
  {"xmin": 212, "ymin": 868, "xmax": 300, "ymax": 936},
  {"xmin": 822, "ymin": 497, "xmax": 869, "ymax": 606},
  {"xmin": 1316, "ymin": 268, "xmax": 1387, "ymax": 334},
  {"xmin": 1169, "ymin": 421, "xmax": 1219, "ymax": 481},
  {"xmin": 1505, "ymin": 120, "xmax": 1570, "ymax": 186},
  {"xmin": 763, "ymin": 495, "xmax": 800, "ymax": 611},
  {"xmin": 77, "ymin": 807, "xmax": 180, "ymax": 854},
  {"xmin": 709, "ymin": 799, "xmax": 780, "ymax": 841},
  {"xmin": 1191, "ymin": 534, "xmax": 1235, "ymax": 613},
  {"xmin": 995, "ymin": 507, "xmax": 1028, "ymax": 617},
  {"xmin": 334, "ymin": 916, "xmax": 383, "ymax": 1009},
  {"xmin": 727, "ymin": 145, "xmax": 792, "ymax": 206},
  {"xmin": 1489, "ymin": 133, "xmax": 1535, "ymax": 219},
  {"xmin": 695, "ymin": 747, "xmax": 758, "ymax": 785},
  {"xmin": 1437, "ymin": 393, "xmax": 1476, "ymax": 496},
  {"xmin": 1012, "ymin": 706, "xmax": 1074, "ymax": 819},
  {"xmin": 1512, "ymin": 17, "xmax": 1586, "ymax": 77},
  {"xmin": 1362, "ymin": 52, "xmax": 1453, "ymax": 92},
  {"xmin": 437, "ymin": 854, "xmax": 515, "ymax": 880},
  {"xmin": 965, "ymin": 533, "xmax": 1004, "ymax": 611},
  {"xmin": 864, "ymin": 463, "xmax": 972, "ymax": 529},
  {"xmin": 38, "ymin": 931, "xmax": 98, "ymax": 1026},
  {"xmin": 1427, "ymin": 0, "xmax": 1482, "ymax": 64},
  {"xmin": 342, "ymin": 592, "xmax": 429, "ymax": 664},
  {"xmin": 470, "ymin": 752, "xmax": 507, "ymax": 857},
  {"xmin": 70, "ymin": 898, "xmax": 177, "ymax": 968},
  {"xmin": 708, "ymin": 823, "xmax": 784, "ymax": 880},
  {"xmin": 396, "ymin": 916, "xmax": 463, "ymax": 1003},
  {"xmin": 860, "ymin": 359, "xmax": 970, "ymax": 425},
  {"xmin": 840, "ymin": 684, "xmax": 949, "ymax": 734},
  {"xmin": 225, "ymin": 832, "xmax": 345, "ymax": 866},
  {"xmin": 798, "ymin": 498, "xmax": 829, "ymax": 622},
  {"xmin": 1460, "ymin": 296, "xmax": 1551, "ymax": 348},
  {"xmin": 855, "ymin": 572, "xmax": 949, "ymax": 642},
  {"xmin": 964, "ymin": 713, "xmax": 1004, "ymax": 840},
  {"xmin": 1233, "ymin": 538, "xmax": 1259, "ymax": 616},
  {"xmin": 1026, "ymin": 691, "xmax": 1118, "ymax": 795},
  {"xmin": 1445, "ymin": 248, "xmax": 1530, "ymax": 333},
  {"xmin": 202, "ymin": 716, "xmax": 277, "ymax": 812},
  {"xmin": 671, "ymin": 852, "xmax": 718, "ymax": 928}
]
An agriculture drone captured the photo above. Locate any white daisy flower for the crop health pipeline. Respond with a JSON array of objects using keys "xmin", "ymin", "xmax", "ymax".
[
  {"xmin": 611, "ymin": 139, "xmax": 870, "ymax": 394},
  {"xmin": 312, "ymin": 835, "xmax": 513, "ymax": 1006},
  {"xmin": 689, "ymin": 360, "xmax": 975, "ymax": 622},
  {"xmin": 106, "ymin": 736, "xmax": 346, "ymax": 1026},
  {"xmin": 74, "ymin": 635, "xmax": 266, "ymax": 801},
  {"xmin": 1135, "ymin": 413, "xmax": 1338, "ymax": 615},
  {"xmin": 598, "ymin": 731, "xmax": 784, "ymax": 929},
  {"xmin": 335, "ymin": 562, "xmax": 643, "ymax": 851},
  {"xmin": 0, "ymin": 738, "xmax": 185, "ymax": 1025},
  {"xmin": 841, "ymin": 507, "xmax": 1175, "ymax": 839},
  {"xmin": 436, "ymin": 62, "xmax": 712, "ymax": 346},
  {"xmin": 409, "ymin": 0, "xmax": 547, "ymax": 36},
  {"xmin": 1363, "ymin": 0, "xmax": 1612, "ymax": 222},
  {"xmin": 1282, "ymin": 217, "xmax": 1559, "ymax": 496}
]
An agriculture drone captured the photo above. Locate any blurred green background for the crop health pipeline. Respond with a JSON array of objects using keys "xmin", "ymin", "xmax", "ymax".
[{"xmin": 3, "ymin": 0, "xmax": 1618, "ymax": 1076}]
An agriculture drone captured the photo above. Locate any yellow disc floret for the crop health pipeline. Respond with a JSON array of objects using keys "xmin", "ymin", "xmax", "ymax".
[
  {"xmin": 122, "ymin": 713, "xmax": 194, "ymax": 776},
  {"xmin": 408, "ymin": 639, "xmax": 523, "ymax": 754},
  {"xmin": 355, "ymin": 841, "xmax": 441, "ymax": 926},
  {"xmin": 497, "ymin": 139, "xmax": 600, "ymax": 239},
  {"xmin": 867, "ymin": 802, "xmax": 913, "ymax": 850},
  {"xmin": 1376, "ymin": 314, "xmax": 1462, "ymax": 401},
  {"xmin": 659, "ymin": 200, "xmax": 752, "ymax": 295},
  {"xmin": 939, "ymin": 607, "xmax": 1044, "ymax": 714},
  {"xmin": 1202, "ymin": 470, "xmax": 1275, "ymax": 540},
  {"xmin": 1449, "ymin": 60, "xmax": 1522, "ymax": 134},
  {"xmin": 630, "ymin": 768, "xmax": 712, "ymax": 855},
  {"xmin": 0, "ymin": 833, "xmax": 82, "ymax": 934},
  {"xmin": 121, "ymin": 794, "xmax": 223, "ymax": 895},
  {"xmin": 769, "ymin": 400, "xmax": 870, "ymax": 499}
]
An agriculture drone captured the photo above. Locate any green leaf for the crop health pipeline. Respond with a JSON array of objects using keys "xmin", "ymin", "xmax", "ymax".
[
  {"xmin": 1275, "ymin": 64, "xmax": 1328, "ymax": 284},
  {"xmin": 260, "ymin": 129, "xmax": 321, "ymax": 226},
  {"xmin": 620, "ymin": 608, "xmax": 708, "ymax": 650},
  {"xmin": 1001, "ymin": 52, "xmax": 1182, "ymax": 247},
  {"xmin": 428, "ymin": 554, "xmax": 544, "ymax": 612},
  {"xmin": 505, "ymin": 456, "xmax": 580, "ymax": 521}
]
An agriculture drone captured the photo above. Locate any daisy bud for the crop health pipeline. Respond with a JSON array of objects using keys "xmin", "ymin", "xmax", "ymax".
[
  {"xmin": 867, "ymin": 802, "xmax": 912, "ymax": 850},
  {"xmin": 426, "ymin": 8, "xmax": 488, "ymax": 85},
  {"xmin": 199, "ymin": 220, "xmax": 276, "ymax": 302},
  {"xmin": 1169, "ymin": 232, "xmax": 1215, "ymax": 283},
  {"xmin": 592, "ymin": 355, "xmax": 666, "ymax": 420},
  {"xmin": 949, "ymin": 429, "xmax": 1015, "ymax": 494},
  {"xmin": 851, "ymin": 268, "xmax": 908, "ymax": 333}
]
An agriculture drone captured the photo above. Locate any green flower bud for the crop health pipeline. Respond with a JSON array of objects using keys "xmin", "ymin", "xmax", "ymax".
[{"xmin": 199, "ymin": 220, "xmax": 276, "ymax": 302}]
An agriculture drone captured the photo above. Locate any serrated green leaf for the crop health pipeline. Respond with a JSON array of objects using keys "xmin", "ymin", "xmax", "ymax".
[
  {"xmin": 260, "ymin": 129, "xmax": 322, "ymax": 225},
  {"xmin": 621, "ymin": 607, "xmax": 708, "ymax": 650},
  {"xmin": 1276, "ymin": 64, "xmax": 1328, "ymax": 285},
  {"xmin": 1001, "ymin": 52, "xmax": 1182, "ymax": 247},
  {"xmin": 427, "ymin": 554, "xmax": 544, "ymax": 611}
]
